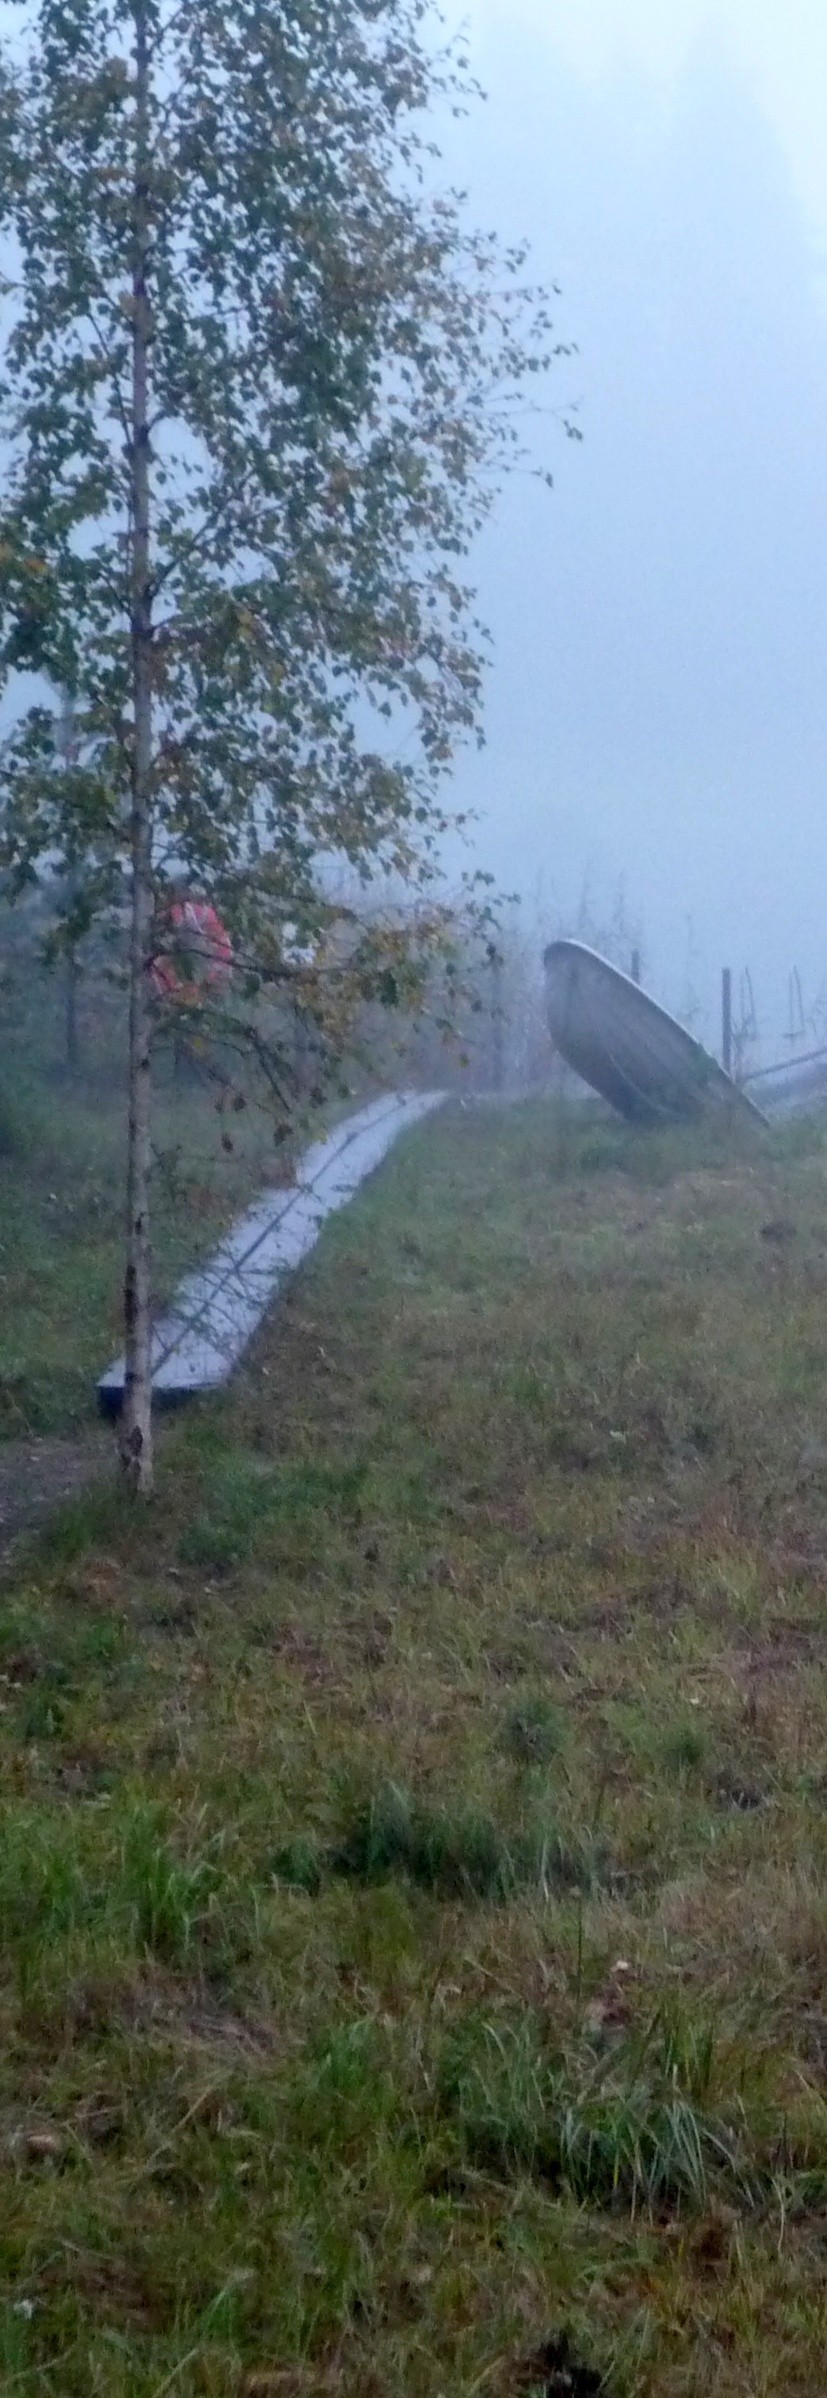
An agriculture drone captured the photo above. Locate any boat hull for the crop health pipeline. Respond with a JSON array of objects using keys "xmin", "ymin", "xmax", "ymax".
[{"xmin": 544, "ymin": 941, "xmax": 766, "ymax": 1127}]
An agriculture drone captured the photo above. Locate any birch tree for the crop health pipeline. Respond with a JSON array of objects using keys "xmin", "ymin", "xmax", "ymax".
[{"xmin": 0, "ymin": 0, "xmax": 570, "ymax": 1493}]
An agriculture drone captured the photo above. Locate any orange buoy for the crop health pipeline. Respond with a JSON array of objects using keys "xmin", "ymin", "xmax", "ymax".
[{"xmin": 149, "ymin": 897, "xmax": 233, "ymax": 1005}]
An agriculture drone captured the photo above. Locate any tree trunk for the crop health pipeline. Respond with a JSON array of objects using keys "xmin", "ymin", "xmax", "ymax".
[
  {"xmin": 59, "ymin": 702, "xmax": 81, "ymax": 1075},
  {"xmin": 490, "ymin": 955, "xmax": 505, "ymax": 1093},
  {"xmin": 65, "ymin": 945, "xmax": 79, "ymax": 1073},
  {"xmin": 121, "ymin": 0, "xmax": 154, "ymax": 1495}
]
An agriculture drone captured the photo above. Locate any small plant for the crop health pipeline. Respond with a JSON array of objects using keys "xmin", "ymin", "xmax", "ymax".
[
  {"xmin": 18, "ymin": 1689, "xmax": 67, "ymax": 1742},
  {"xmin": 441, "ymin": 2010, "xmax": 748, "ymax": 2215},
  {"xmin": 120, "ymin": 1806, "xmax": 224, "ymax": 1964},
  {"xmin": 271, "ymin": 1835, "xmax": 324, "ymax": 1897},
  {"xmin": 332, "ymin": 1782, "xmax": 519, "ymax": 1900},
  {"xmin": 291, "ymin": 2020, "xmax": 398, "ymax": 2155},
  {"xmin": 503, "ymin": 1693, "xmax": 568, "ymax": 1767},
  {"xmin": 658, "ymin": 1718, "xmax": 709, "ymax": 1777},
  {"xmin": 0, "ymin": 1811, "xmax": 91, "ymax": 1946}
]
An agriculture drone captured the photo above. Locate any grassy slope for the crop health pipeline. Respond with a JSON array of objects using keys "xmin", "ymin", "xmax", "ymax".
[{"xmin": 2, "ymin": 1102, "xmax": 827, "ymax": 2391}]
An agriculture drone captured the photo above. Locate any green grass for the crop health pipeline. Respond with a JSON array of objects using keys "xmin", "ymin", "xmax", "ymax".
[
  {"xmin": 439, "ymin": 2007, "xmax": 753, "ymax": 2213},
  {"xmin": 4, "ymin": 1097, "xmax": 827, "ymax": 2388},
  {"xmin": 273, "ymin": 1776, "xmax": 600, "ymax": 1902}
]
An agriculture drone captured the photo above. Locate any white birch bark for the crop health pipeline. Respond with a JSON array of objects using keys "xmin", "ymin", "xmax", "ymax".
[{"xmin": 121, "ymin": 0, "xmax": 154, "ymax": 1494}]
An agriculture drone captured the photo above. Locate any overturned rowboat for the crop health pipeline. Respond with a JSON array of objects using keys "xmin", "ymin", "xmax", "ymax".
[{"xmin": 544, "ymin": 940, "xmax": 767, "ymax": 1128}]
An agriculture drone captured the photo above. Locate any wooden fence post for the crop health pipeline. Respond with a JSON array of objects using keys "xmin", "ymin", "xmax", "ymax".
[
  {"xmin": 722, "ymin": 968, "xmax": 733, "ymax": 1075},
  {"xmin": 490, "ymin": 955, "xmax": 505, "ymax": 1093}
]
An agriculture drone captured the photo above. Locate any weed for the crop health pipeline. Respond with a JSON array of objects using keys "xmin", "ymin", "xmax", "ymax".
[
  {"xmin": 504, "ymin": 1693, "xmax": 568, "ymax": 1766},
  {"xmin": 657, "ymin": 1717, "xmax": 709, "ymax": 1777},
  {"xmin": 119, "ymin": 1804, "xmax": 226, "ymax": 1964},
  {"xmin": 442, "ymin": 2010, "xmax": 749, "ymax": 2214},
  {"xmin": 332, "ymin": 1781, "xmax": 520, "ymax": 1898},
  {"xmin": 273, "ymin": 1781, "xmax": 601, "ymax": 1903},
  {"xmin": 272, "ymin": 1834, "xmax": 324, "ymax": 1896},
  {"xmin": 18, "ymin": 1687, "xmax": 67, "ymax": 1740},
  {"xmin": 291, "ymin": 2021, "xmax": 398, "ymax": 2151}
]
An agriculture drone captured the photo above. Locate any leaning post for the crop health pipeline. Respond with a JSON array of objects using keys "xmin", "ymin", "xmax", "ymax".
[{"xmin": 722, "ymin": 968, "xmax": 733, "ymax": 1076}]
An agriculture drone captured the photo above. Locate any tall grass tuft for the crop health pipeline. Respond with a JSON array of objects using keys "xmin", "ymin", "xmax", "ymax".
[
  {"xmin": 119, "ymin": 1803, "xmax": 226, "ymax": 1964},
  {"xmin": 273, "ymin": 1781, "xmax": 602, "ymax": 1903},
  {"xmin": 441, "ymin": 2009, "xmax": 749, "ymax": 2215}
]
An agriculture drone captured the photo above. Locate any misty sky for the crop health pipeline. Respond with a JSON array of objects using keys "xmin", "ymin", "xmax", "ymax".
[
  {"xmin": 446, "ymin": 0, "xmax": 827, "ymax": 1055},
  {"xmin": 3, "ymin": 2, "xmax": 826, "ymax": 1066}
]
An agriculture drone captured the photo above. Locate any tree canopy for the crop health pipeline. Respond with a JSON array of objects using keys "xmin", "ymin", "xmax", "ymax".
[
  {"xmin": 0, "ymin": 0, "xmax": 562, "ymax": 943},
  {"xmin": 0, "ymin": 0, "xmax": 571, "ymax": 1484}
]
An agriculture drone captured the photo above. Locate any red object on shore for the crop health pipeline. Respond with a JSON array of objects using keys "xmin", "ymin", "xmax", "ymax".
[{"xmin": 149, "ymin": 898, "xmax": 233, "ymax": 1004}]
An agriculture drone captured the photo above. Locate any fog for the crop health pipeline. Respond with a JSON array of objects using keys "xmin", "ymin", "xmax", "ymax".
[
  {"xmin": 446, "ymin": 2, "xmax": 827, "ymax": 1060},
  {"xmin": 5, "ymin": 3, "xmax": 827, "ymax": 1073}
]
